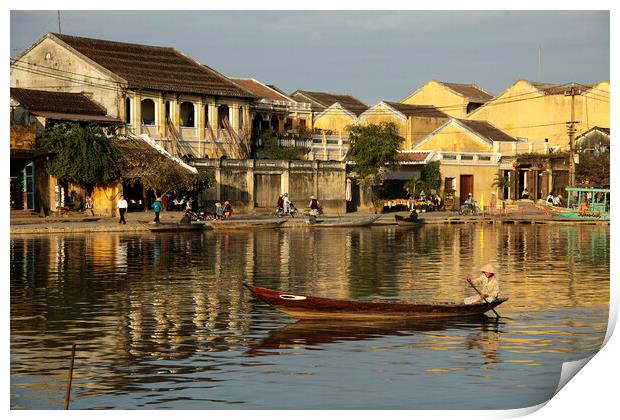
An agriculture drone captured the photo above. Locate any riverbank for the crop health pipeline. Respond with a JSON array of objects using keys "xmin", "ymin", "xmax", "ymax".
[{"xmin": 10, "ymin": 208, "xmax": 609, "ymax": 234}]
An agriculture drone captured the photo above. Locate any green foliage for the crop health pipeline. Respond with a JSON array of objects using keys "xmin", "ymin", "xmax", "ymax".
[
  {"xmin": 41, "ymin": 123, "xmax": 121, "ymax": 184},
  {"xmin": 409, "ymin": 161, "xmax": 442, "ymax": 196},
  {"xmin": 345, "ymin": 122, "xmax": 403, "ymax": 179},
  {"xmin": 257, "ymin": 131, "xmax": 309, "ymax": 160},
  {"xmin": 133, "ymin": 162, "xmax": 214, "ymax": 195},
  {"xmin": 491, "ymin": 173, "xmax": 509, "ymax": 189}
]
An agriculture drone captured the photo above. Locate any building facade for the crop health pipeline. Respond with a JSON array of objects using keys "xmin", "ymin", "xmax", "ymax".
[{"xmin": 401, "ymin": 80, "xmax": 493, "ymax": 118}]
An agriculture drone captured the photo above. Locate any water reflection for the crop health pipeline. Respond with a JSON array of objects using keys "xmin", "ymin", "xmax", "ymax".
[{"xmin": 10, "ymin": 224, "xmax": 609, "ymax": 409}]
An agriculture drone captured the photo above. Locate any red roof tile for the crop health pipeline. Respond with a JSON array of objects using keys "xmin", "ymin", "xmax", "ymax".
[
  {"xmin": 11, "ymin": 87, "xmax": 108, "ymax": 115},
  {"xmin": 458, "ymin": 119, "xmax": 517, "ymax": 142},
  {"xmin": 384, "ymin": 102, "xmax": 450, "ymax": 118},
  {"xmin": 291, "ymin": 90, "xmax": 367, "ymax": 115},
  {"xmin": 230, "ymin": 78, "xmax": 292, "ymax": 102},
  {"xmin": 441, "ymin": 82, "xmax": 493, "ymax": 102}
]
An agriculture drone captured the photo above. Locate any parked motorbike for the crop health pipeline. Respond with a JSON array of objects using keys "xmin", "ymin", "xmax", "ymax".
[{"xmin": 275, "ymin": 203, "xmax": 298, "ymax": 218}]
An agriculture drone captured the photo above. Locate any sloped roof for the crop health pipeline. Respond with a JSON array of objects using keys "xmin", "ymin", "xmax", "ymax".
[
  {"xmin": 52, "ymin": 33, "xmax": 253, "ymax": 98},
  {"xmin": 576, "ymin": 126, "xmax": 610, "ymax": 138},
  {"xmin": 11, "ymin": 87, "xmax": 107, "ymax": 115},
  {"xmin": 529, "ymin": 81, "xmax": 595, "ymax": 95},
  {"xmin": 384, "ymin": 102, "xmax": 450, "ymax": 118},
  {"xmin": 291, "ymin": 90, "xmax": 367, "ymax": 115},
  {"xmin": 229, "ymin": 78, "xmax": 293, "ymax": 102},
  {"xmin": 458, "ymin": 119, "xmax": 517, "ymax": 142},
  {"xmin": 395, "ymin": 151, "xmax": 431, "ymax": 162},
  {"xmin": 440, "ymin": 82, "xmax": 493, "ymax": 102}
]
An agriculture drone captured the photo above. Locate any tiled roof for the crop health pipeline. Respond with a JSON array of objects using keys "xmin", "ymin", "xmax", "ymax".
[
  {"xmin": 441, "ymin": 82, "xmax": 493, "ymax": 102},
  {"xmin": 458, "ymin": 119, "xmax": 517, "ymax": 142},
  {"xmin": 53, "ymin": 33, "xmax": 253, "ymax": 98},
  {"xmin": 229, "ymin": 78, "xmax": 292, "ymax": 102},
  {"xmin": 11, "ymin": 87, "xmax": 107, "ymax": 115},
  {"xmin": 384, "ymin": 102, "xmax": 450, "ymax": 118},
  {"xmin": 529, "ymin": 82, "xmax": 595, "ymax": 95},
  {"xmin": 292, "ymin": 90, "xmax": 367, "ymax": 115},
  {"xmin": 395, "ymin": 151, "xmax": 431, "ymax": 162}
]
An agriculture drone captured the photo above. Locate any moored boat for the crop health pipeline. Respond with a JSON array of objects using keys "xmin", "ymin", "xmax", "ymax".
[
  {"xmin": 210, "ymin": 219, "xmax": 286, "ymax": 230},
  {"xmin": 394, "ymin": 214, "xmax": 423, "ymax": 226},
  {"xmin": 310, "ymin": 215, "xmax": 380, "ymax": 228},
  {"xmin": 145, "ymin": 222, "xmax": 206, "ymax": 232},
  {"xmin": 245, "ymin": 284, "xmax": 507, "ymax": 320}
]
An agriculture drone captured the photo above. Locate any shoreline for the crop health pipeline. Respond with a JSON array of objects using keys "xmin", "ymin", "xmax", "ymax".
[{"xmin": 9, "ymin": 210, "xmax": 609, "ymax": 235}]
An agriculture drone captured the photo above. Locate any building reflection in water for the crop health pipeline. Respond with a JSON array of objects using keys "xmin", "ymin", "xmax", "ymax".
[{"xmin": 10, "ymin": 224, "xmax": 609, "ymax": 403}]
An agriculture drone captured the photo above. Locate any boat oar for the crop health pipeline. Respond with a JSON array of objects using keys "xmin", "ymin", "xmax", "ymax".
[{"xmin": 466, "ymin": 279, "xmax": 500, "ymax": 318}]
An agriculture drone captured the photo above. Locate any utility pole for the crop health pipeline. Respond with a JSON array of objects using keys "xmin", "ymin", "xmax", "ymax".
[
  {"xmin": 58, "ymin": 11, "xmax": 62, "ymax": 34},
  {"xmin": 565, "ymin": 83, "xmax": 580, "ymax": 187}
]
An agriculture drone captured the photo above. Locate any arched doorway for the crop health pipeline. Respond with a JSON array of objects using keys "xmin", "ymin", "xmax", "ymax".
[
  {"xmin": 270, "ymin": 115, "xmax": 279, "ymax": 133},
  {"xmin": 141, "ymin": 99, "xmax": 155, "ymax": 125},
  {"xmin": 180, "ymin": 102, "xmax": 195, "ymax": 127}
]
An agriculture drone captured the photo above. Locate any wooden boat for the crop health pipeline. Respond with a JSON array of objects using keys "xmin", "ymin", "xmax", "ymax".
[
  {"xmin": 210, "ymin": 219, "xmax": 285, "ymax": 230},
  {"xmin": 245, "ymin": 284, "xmax": 508, "ymax": 321},
  {"xmin": 310, "ymin": 215, "xmax": 380, "ymax": 228},
  {"xmin": 394, "ymin": 214, "xmax": 423, "ymax": 226},
  {"xmin": 145, "ymin": 222, "xmax": 205, "ymax": 232}
]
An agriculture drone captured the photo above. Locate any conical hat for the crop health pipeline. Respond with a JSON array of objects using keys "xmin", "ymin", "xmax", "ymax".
[{"xmin": 480, "ymin": 263, "xmax": 496, "ymax": 274}]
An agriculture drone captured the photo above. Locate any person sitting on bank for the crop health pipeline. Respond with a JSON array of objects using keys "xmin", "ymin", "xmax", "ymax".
[
  {"xmin": 223, "ymin": 200, "xmax": 233, "ymax": 218},
  {"xmin": 464, "ymin": 263, "xmax": 499, "ymax": 305},
  {"xmin": 308, "ymin": 195, "xmax": 320, "ymax": 217},
  {"xmin": 521, "ymin": 188, "xmax": 529, "ymax": 199}
]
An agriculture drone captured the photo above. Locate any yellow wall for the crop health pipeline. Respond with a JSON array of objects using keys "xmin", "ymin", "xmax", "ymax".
[
  {"xmin": 413, "ymin": 122, "xmax": 493, "ymax": 153},
  {"xmin": 358, "ymin": 104, "xmax": 448, "ymax": 149},
  {"xmin": 313, "ymin": 108, "xmax": 357, "ymax": 135},
  {"xmin": 467, "ymin": 80, "xmax": 610, "ymax": 147},
  {"xmin": 440, "ymin": 164, "xmax": 499, "ymax": 209},
  {"xmin": 402, "ymin": 80, "xmax": 470, "ymax": 118}
]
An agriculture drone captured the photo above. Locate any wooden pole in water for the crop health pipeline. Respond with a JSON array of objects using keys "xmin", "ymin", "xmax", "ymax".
[{"xmin": 64, "ymin": 344, "xmax": 76, "ymax": 410}]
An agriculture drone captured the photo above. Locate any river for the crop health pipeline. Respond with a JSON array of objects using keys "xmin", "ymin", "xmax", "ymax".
[{"xmin": 10, "ymin": 223, "xmax": 609, "ymax": 409}]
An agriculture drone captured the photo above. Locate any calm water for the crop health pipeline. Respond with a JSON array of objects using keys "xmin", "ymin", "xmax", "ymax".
[{"xmin": 10, "ymin": 224, "xmax": 609, "ymax": 409}]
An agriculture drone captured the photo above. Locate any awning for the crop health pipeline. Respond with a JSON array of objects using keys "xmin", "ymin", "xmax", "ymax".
[{"xmin": 32, "ymin": 111, "xmax": 121, "ymax": 123}]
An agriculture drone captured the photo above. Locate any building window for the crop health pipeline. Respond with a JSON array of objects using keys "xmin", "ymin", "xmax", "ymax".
[
  {"xmin": 238, "ymin": 106, "xmax": 244, "ymax": 130},
  {"xmin": 479, "ymin": 155, "xmax": 491, "ymax": 161},
  {"xmin": 218, "ymin": 104, "xmax": 230, "ymax": 128},
  {"xmin": 461, "ymin": 155, "xmax": 474, "ymax": 160},
  {"xmin": 204, "ymin": 105, "xmax": 209, "ymax": 128},
  {"xmin": 299, "ymin": 118, "xmax": 306, "ymax": 129},
  {"xmin": 284, "ymin": 118, "xmax": 293, "ymax": 130},
  {"xmin": 443, "ymin": 154, "xmax": 457, "ymax": 160},
  {"xmin": 180, "ymin": 102, "xmax": 195, "ymax": 127},
  {"xmin": 125, "ymin": 97, "xmax": 132, "ymax": 124},
  {"xmin": 165, "ymin": 101, "xmax": 171, "ymax": 122},
  {"xmin": 444, "ymin": 177, "xmax": 455, "ymax": 192},
  {"xmin": 141, "ymin": 99, "xmax": 156, "ymax": 125}
]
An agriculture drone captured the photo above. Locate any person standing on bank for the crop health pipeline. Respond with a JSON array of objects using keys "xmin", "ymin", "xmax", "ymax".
[
  {"xmin": 308, "ymin": 195, "xmax": 320, "ymax": 217},
  {"xmin": 151, "ymin": 197, "xmax": 163, "ymax": 223},
  {"xmin": 117, "ymin": 195, "xmax": 128, "ymax": 224},
  {"xmin": 464, "ymin": 263, "xmax": 499, "ymax": 305}
]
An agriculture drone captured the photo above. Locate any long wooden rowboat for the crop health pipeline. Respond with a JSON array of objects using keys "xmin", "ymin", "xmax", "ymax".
[
  {"xmin": 210, "ymin": 220, "xmax": 285, "ymax": 230},
  {"xmin": 145, "ymin": 222, "xmax": 205, "ymax": 232},
  {"xmin": 394, "ymin": 215, "xmax": 423, "ymax": 226},
  {"xmin": 245, "ymin": 284, "xmax": 507, "ymax": 320},
  {"xmin": 311, "ymin": 215, "xmax": 380, "ymax": 228}
]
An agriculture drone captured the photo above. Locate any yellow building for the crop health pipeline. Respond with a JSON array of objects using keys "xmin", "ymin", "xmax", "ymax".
[
  {"xmin": 11, "ymin": 32, "xmax": 255, "ymax": 160},
  {"xmin": 357, "ymin": 101, "xmax": 450, "ymax": 149},
  {"xmin": 401, "ymin": 80, "xmax": 494, "ymax": 118},
  {"xmin": 288, "ymin": 90, "xmax": 367, "ymax": 160},
  {"xmin": 466, "ymin": 80, "xmax": 610, "ymax": 148},
  {"xmin": 411, "ymin": 118, "xmax": 563, "ymax": 208}
]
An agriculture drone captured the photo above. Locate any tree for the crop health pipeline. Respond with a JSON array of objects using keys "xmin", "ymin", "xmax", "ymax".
[
  {"xmin": 345, "ymin": 122, "xmax": 403, "ymax": 179},
  {"xmin": 491, "ymin": 173, "xmax": 509, "ymax": 190},
  {"xmin": 576, "ymin": 152, "xmax": 610, "ymax": 187},
  {"xmin": 409, "ymin": 161, "xmax": 442, "ymax": 196},
  {"xmin": 41, "ymin": 123, "xmax": 122, "ymax": 184}
]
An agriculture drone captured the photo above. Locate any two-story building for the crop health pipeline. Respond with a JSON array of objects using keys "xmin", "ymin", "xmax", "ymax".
[{"xmin": 11, "ymin": 32, "xmax": 256, "ymax": 161}]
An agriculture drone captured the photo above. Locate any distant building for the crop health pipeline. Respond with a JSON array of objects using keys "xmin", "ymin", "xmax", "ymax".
[
  {"xmin": 401, "ymin": 80, "xmax": 493, "ymax": 118},
  {"xmin": 289, "ymin": 90, "xmax": 368, "ymax": 160},
  {"xmin": 358, "ymin": 101, "xmax": 450, "ymax": 149},
  {"xmin": 229, "ymin": 77, "xmax": 312, "ymax": 153},
  {"xmin": 575, "ymin": 127, "xmax": 610, "ymax": 155},
  {"xmin": 466, "ymin": 80, "xmax": 610, "ymax": 148}
]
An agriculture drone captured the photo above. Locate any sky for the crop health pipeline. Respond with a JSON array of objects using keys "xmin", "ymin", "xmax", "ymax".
[{"xmin": 9, "ymin": 9, "xmax": 610, "ymax": 108}]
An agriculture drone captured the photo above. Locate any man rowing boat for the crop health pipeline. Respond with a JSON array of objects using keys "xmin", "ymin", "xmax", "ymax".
[{"xmin": 464, "ymin": 263, "xmax": 500, "ymax": 304}]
